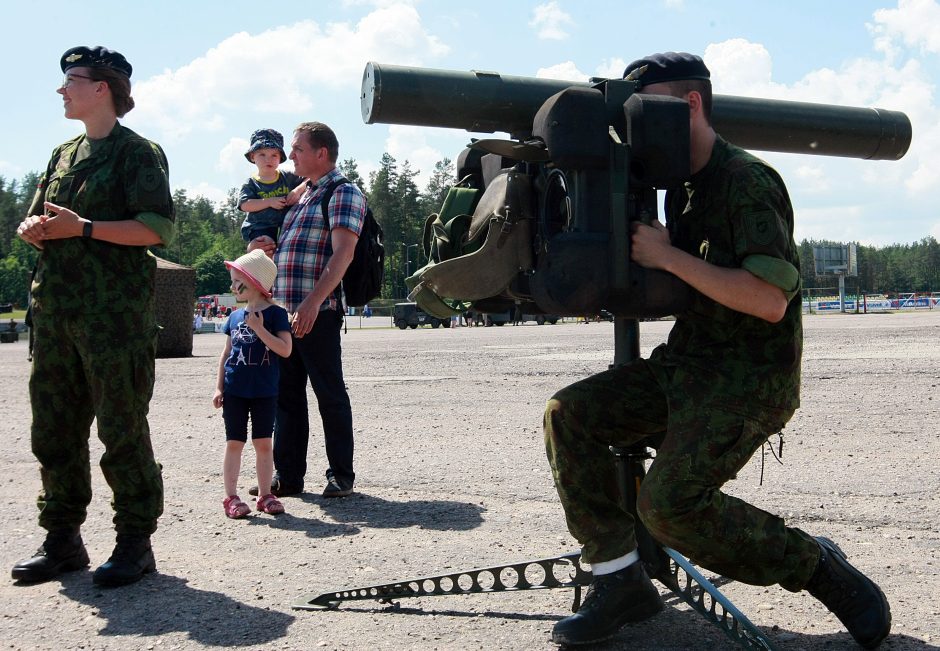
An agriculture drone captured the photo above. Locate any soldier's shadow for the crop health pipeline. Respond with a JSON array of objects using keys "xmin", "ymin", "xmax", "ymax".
[
  {"xmin": 312, "ymin": 492, "xmax": 486, "ymax": 531},
  {"xmin": 59, "ymin": 572, "xmax": 293, "ymax": 646}
]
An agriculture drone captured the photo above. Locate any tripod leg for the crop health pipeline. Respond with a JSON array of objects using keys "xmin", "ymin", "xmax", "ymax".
[
  {"xmin": 293, "ymin": 551, "xmax": 592, "ymax": 611},
  {"xmin": 611, "ymin": 445, "xmax": 777, "ymax": 650}
]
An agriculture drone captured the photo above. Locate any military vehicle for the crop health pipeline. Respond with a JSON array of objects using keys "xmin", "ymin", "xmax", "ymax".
[{"xmin": 393, "ymin": 302, "xmax": 450, "ymax": 329}]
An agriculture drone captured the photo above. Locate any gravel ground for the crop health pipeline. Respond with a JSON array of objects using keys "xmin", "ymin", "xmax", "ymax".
[{"xmin": 0, "ymin": 311, "xmax": 938, "ymax": 651}]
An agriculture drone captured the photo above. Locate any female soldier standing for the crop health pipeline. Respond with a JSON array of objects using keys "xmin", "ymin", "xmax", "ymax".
[{"xmin": 12, "ymin": 46, "xmax": 174, "ymax": 587}]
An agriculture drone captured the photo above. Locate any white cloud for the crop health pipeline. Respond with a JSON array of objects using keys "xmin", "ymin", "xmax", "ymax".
[
  {"xmin": 705, "ymin": 39, "xmax": 783, "ymax": 98},
  {"xmin": 0, "ymin": 161, "xmax": 24, "ymax": 181},
  {"xmin": 535, "ymin": 61, "xmax": 588, "ymax": 81},
  {"xmin": 342, "ymin": 0, "xmax": 417, "ymax": 6},
  {"xmin": 385, "ymin": 125, "xmax": 445, "ymax": 188},
  {"xmin": 701, "ymin": 32, "xmax": 939, "ymax": 246},
  {"xmin": 931, "ymin": 220, "xmax": 940, "ymax": 240},
  {"xmin": 530, "ymin": 2, "xmax": 575, "ymax": 41},
  {"xmin": 125, "ymin": 6, "xmax": 447, "ymax": 144},
  {"xmin": 595, "ymin": 58, "xmax": 628, "ymax": 80},
  {"xmin": 178, "ymin": 180, "xmax": 230, "ymax": 208},
  {"xmin": 794, "ymin": 205, "xmax": 867, "ymax": 243},
  {"xmin": 218, "ymin": 137, "xmax": 250, "ymax": 175},
  {"xmin": 870, "ymin": 0, "xmax": 940, "ymax": 60},
  {"xmin": 792, "ymin": 164, "xmax": 830, "ymax": 194}
]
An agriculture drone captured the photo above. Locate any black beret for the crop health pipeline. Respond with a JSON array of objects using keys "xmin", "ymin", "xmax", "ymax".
[
  {"xmin": 623, "ymin": 52, "xmax": 709, "ymax": 88},
  {"xmin": 60, "ymin": 46, "xmax": 133, "ymax": 78}
]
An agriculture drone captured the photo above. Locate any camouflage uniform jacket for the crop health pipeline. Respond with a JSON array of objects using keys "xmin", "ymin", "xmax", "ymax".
[
  {"xmin": 651, "ymin": 136, "xmax": 802, "ymax": 416},
  {"xmin": 28, "ymin": 122, "xmax": 174, "ymax": 315}
]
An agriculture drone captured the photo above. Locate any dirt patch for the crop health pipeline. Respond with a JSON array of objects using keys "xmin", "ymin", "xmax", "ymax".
[{"xmin": 0, "ymin": 312, "xmax": 938, "ymax": 650}]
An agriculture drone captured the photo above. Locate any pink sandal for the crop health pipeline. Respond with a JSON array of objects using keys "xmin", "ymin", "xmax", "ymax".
[
  {"xmin": 223, "ymin": 495, "xmax": 251, "ymax": 519},
  {"xmin": 256, "ymin": 493, "xmax": 285, "ymax": 515}
]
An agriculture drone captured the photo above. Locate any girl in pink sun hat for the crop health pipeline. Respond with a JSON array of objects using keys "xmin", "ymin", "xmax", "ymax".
[{"xmin": 213, "ymin": 250, "xmax": 292, "ymax": 518}]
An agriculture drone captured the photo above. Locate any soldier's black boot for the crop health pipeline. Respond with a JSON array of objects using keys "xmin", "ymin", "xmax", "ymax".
[
  {"xmin": 551, "ymin": 561, "xmax": 663, "ymax": 646},
  {"xmin": 92, "ymin": 534, "xmax": 156, "ymax": 587},
  {"xmin": 11, "ymin": 528, "xmax": 89, "ymax": 583},
  {"xmin": 806, "ymin": 537, "xmax": 891, "ymax": 649}
]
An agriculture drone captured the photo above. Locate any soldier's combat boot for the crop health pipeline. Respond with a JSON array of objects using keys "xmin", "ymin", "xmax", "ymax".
[
  {"xmin": 551, "ymin": 561, "xmax": 663, "ymax": 645},
  {"xmin": 11, "ymin": 528, "xmax": 89, "ymax": 583},
  {"xmin": 92, "ymin": 534, "xmax": 156, "ymax": 587},
  {"xmin": 806, "ymin": 537, "xmax": 891, "ymax": 649}
]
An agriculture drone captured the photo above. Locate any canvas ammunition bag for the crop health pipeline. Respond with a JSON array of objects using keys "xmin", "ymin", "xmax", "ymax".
[{"xmin": 407, "ymin": 170, "xmax": 535, "ymax": 317}]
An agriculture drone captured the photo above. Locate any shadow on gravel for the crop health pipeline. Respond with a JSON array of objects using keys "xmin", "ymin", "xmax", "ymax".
[
  {"xmin": 344, "ymin": 602, "xmax": 560, "ymax": 621},
  {"xmin": 245, "ymin": 511, "xmax": 361, "ymax": 537},
  {"xmin": 313, "ymin": 492, "xmax": 486, "ymax": 531},
  {"xmin": 58, "ymin": 572, "xmax": 294, "ymax": 646}
]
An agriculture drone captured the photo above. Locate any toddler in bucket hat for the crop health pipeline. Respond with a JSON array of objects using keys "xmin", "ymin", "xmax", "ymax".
[
  {"xmin": 244, "ymin": 128, "xmax": 287, "ymax": 163},
  {"xmin": 224, "ymin": 249, "xmax": 277, "ymax": 299},
  {"xmin": 237, "ymin": 128, "xmax": 306, "ymax": 243}
]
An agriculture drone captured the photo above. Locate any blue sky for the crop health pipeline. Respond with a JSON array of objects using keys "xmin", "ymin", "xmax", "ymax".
[{"xmin": 2, "ymin": 0, "xmax": 938, "ymax": 246}]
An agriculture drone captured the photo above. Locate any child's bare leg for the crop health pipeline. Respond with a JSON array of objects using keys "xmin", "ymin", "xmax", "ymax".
[
  {"xmin": 223, "ymin": 440, "xmax": 245, "ymax": 497},
  {"xmin": 253, "ymin": 437, "xmax": 274, "ymax": 496}
]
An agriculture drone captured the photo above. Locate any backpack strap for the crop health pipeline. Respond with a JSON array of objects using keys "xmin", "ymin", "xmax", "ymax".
[
  {"xmin": 318, "ymin": 176, "xmax": 353, "ymax": 307},
  {"xmin": 319, "ymin": 176, "xmax": 351, "ymax": 230}
]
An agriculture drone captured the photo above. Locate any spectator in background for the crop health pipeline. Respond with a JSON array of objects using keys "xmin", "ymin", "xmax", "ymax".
[{"xmin": 248, "ymin": 121, "xmax": 365, "ymax": 499}]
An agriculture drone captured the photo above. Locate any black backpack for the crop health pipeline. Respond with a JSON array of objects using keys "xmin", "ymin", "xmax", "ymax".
[{"xmin": 320, "ymin": 177, "xmax": 385, "ymax": 307}]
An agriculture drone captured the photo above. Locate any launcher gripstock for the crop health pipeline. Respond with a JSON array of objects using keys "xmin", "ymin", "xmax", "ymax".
[{"xmin": 362, "ymin": 62, "xmax": 912, "ymax": 318}]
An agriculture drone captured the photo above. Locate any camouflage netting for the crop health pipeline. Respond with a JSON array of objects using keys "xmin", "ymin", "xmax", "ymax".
[{"xmin": 154, "ymin": 256, "xmax": 195, "ymax": 358}]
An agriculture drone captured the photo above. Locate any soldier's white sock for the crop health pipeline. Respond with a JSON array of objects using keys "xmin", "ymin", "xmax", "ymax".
[{"xmin": 589, "ymin": 549, "xmax": 640, "ymax": 576}]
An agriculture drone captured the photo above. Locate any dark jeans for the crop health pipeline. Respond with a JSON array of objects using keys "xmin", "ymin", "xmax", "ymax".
[{"xmin": 274, "ymin": 310, "xmax": 354, "ymax": 489}]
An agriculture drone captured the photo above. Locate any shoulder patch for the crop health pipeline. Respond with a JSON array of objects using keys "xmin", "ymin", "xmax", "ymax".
[
  {"xmin": 745, "ymin": 209, "xmax": 777, "ymax": 247},
  {"xmin": 138, "ymin": 167, "xmax": 164, "ymax": 194}
]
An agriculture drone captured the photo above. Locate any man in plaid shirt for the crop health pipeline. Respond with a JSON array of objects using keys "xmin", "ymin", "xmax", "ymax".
[{"xmin": 249, "ymin": 121, "xmax": 366, "ymax": 499}]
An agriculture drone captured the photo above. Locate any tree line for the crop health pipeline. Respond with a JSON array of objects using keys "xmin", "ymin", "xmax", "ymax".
[{"xmin": 1, "ymin": 159, "xmax": 937, "ymax": 309}]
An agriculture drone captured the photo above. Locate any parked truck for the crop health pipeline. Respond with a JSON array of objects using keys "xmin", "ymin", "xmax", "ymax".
[
  {"xmin": 393, "ymin": 302, "xmax": 450, "ymax": 329},
  {"xmin": 197, "ymin": 293, "xmax": 238, "ymax": 316}
]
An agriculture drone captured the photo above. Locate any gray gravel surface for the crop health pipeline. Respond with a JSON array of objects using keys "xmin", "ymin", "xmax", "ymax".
[{"xmin": 0, "ymin": 311, "xmax": 938, "ymax": 650}]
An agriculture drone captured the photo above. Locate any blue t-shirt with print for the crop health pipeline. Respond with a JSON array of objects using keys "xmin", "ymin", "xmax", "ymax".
[
  {"xmin": 238, "ymin": 170, "xmax": 304, "ymax": 241},
  {"xmin": 221, "ymin": 305, "xmax": 291, "ymax": 398}
]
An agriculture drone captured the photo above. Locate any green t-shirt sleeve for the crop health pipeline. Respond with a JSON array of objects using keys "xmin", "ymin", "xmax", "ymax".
[
  {"xmin": 728, "ymin": 160, "xmax": 801, "ymax": 301},
  {"xmin": 123, "ymin": 139, "xmax": 175, "ymax": 244},
  {"xmin": 742, "ymin": 254, "xmax": 801, "ymax": 300},
  {"xmin": 134, "ymin": 212, "xmax": 175, "ymax": 245}
]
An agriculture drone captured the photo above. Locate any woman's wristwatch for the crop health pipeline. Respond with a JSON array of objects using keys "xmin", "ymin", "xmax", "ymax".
[{"xmin": 82, "ymin": 220, "xmax": 93, "ymax": 238}]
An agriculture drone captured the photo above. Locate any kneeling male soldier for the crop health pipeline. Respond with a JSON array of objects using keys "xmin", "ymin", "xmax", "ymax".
[{"xmin": 544, "ymin": 52, "xmax": 891, "ymax": 648}]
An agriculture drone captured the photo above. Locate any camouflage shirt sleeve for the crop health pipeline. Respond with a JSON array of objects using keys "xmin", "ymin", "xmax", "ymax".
[
  {"xmin": 729, "ymin": 163, "xmax": 801, "ymax": 300},
  {"xmin": 123, "ymin": 139, "xmax": 174, "ymax": 245}
]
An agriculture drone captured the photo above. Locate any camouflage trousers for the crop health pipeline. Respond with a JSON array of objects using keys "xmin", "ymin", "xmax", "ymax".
[
  {"xmin": 544, "ymin": 358, "xmax": 819, "ymax": 592},
  {"xmin": 29, "ymin": 309, "xmax": 164, "ymax": 535}
]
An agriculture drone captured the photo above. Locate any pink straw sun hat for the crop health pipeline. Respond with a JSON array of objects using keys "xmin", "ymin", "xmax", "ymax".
[{"xmin": 224, "ymin": 249, "xmax": 277, "ymax": 298}]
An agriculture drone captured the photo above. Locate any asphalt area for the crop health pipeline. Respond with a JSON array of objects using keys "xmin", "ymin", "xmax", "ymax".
[{"xmin": 0, "ymin": 311, "xmax": 938, "ymax": 650}]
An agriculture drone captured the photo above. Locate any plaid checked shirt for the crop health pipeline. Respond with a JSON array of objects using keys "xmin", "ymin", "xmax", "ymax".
[{"xmin": 274, "ymin": 167, "xmax": 367, "ymax": 314}]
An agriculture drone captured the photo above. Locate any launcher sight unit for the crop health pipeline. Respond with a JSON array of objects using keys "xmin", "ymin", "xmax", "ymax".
[{"xmin": 361, "ymin": 62, "xmax": 912, "ymax": 319}]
